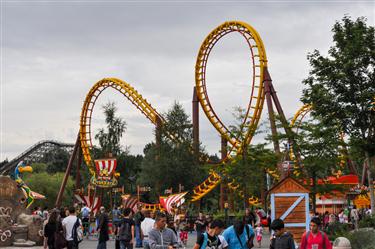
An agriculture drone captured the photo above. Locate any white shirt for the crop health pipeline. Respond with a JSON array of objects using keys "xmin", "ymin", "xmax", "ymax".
[
  {"xmin": 218, "ymin": 235, "xmax": 228, "ymax": 249},
  {"xmin": 62, "ymin": 215, "xmax": 82, "ymax": 241},
  {"xmin": 141, "ymin": 217, "xmax": 155, "ymax": 238}
]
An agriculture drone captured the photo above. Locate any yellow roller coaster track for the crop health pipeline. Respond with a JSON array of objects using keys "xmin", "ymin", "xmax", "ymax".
[
  {"xmin": 79, "ymin": 78, "xmax": 236, "ymax": 201},
  {"xmin": 80, "ymin": 78, "xmax": 165, "ymax": 176},
  {"xmin": 290, "ymin": 104, "xmax": 348, "ymax": 178},
  {"xmin": 191, "ymin": 21, "xmax": 268, "ymax": 201}
]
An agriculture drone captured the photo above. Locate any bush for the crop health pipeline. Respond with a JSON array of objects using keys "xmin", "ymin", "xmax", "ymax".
[
  {"xmin": 359, "ymin": 215, "xmax": 375, "ymax": 229},
  {"xmin": 346, "ymin": 229, "xmax": 375, "ymax": 249},
  {"xmin": 326, "ymin": 222, "xmax": 351, "ymax": 241}
]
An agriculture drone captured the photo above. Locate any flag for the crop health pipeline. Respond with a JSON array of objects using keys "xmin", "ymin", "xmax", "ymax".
[
  {"xmin": 159, "ymin": 192, "xmax": 188, "ymax": 214},
  {"xmin": 75, "ymin": 194, "xmax": 101, "ymax": 214},
  {"xmin": 121, "ymin": 195, "xmax": 139, "ymax": 212}
]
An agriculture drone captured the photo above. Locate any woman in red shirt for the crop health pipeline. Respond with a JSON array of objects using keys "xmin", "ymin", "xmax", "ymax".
[{"xmin": 300, "ymin": 217, "xmax": 332, "ymax": 249}]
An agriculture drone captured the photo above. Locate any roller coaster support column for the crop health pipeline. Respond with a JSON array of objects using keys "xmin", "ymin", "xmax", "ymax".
[
  {"xmin": 76, "ymin": 149, "xmax": 82, "ymax": 190},
  {"xmin": 155, "ymin": 116, "xmax": 162, "ymax": 158},
  {"xmin": 56, "ymin": 135, "xmax": 80, "ymax": 207},
  {"xmin": 264, "ymin": 68, "xmax": 300, "ymax": 177},
  {"xmin": 264, "ymin": 68, "xmax": 282, "ymax": 175},
  {"xmin": 192, "ymin": 87, "xmax": 200, "ymax": 161},
  {"xmin": 220, "ymin": 136, "xmax": 228, "ymax": 211}
]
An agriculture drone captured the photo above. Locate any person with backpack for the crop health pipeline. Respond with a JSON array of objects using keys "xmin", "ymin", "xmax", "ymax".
[
  {"xmin": 62, "ymin": 206, "xmax": 83, "ymax": 249},
  {"xmin": 118, "ymin": 207, "xmax": 135, "ymax": 249},
  {"xmin": 80, "ymin": 203, "xmax": 91, "ymax": 237},
  {"xmin": 193, "ymin": 219, "xmax": 227, "ymax": 249},
  {"xmin": 269, "ymin": 219, "xmax": 295, "ymax": 249},
  {"xmin": 222, "ymin": 219, "xmax": 255, "ymax": 249},
  {"xmin": 44, "ymin": 209, "xmax": 64, "ymax": 249},
  {"xmin": 97, "ymin": 206, "xmax": 110, "ymax": 249},
  {"xmin": 300, "ymin": 217, "xmax": 332, "ymax": 249}
]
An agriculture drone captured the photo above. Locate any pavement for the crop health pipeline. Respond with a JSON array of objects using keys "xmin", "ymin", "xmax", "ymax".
[{"xmin": 3, "ymin": 231, "xmax": 272, "ymax": 249}]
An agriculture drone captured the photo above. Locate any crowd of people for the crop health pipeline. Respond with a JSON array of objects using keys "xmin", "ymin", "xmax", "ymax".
[{"xmin": 37, "ymin": 203, "xmax": 373, "ymax": 249}]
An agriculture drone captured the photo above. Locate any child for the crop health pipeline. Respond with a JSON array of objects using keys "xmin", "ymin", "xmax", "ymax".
[
  {"xmin": 270, "ymin": 219, "xmax": 295, "ymax": 249},
  {"xmin": 255, "ymin": 224, "xmax": 263, "ymax": 248}
]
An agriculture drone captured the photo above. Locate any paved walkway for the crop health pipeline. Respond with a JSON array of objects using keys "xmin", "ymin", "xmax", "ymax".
[{"xmin": 3, "ymin": 231, "xmax": 272, "ymax": 249}]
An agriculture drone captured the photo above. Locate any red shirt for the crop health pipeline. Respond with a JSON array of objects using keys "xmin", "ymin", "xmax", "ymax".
[{"xmin": 300, "ymin": 231, "xmax": 332, "ymax": 249}]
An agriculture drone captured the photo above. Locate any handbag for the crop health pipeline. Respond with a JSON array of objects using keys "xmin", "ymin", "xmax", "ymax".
[{"xmin": 54, "ymin": 231, "xmax": 67, "ymax": 249}]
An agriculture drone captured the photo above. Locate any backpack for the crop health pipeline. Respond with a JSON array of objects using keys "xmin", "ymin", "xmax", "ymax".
[
  {"xmin": 118, "ymin": 219, "xmax": 132, "ymax": 242},
  {"xmin": 82, "ymin": 207, "xmax": 89, "ymax": 218},
  {"xmin": 72, "ymin": 217, "xmax": 83, "ymax": 244}
]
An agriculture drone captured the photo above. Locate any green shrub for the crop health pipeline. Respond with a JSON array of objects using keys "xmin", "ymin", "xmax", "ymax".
[
  {"xmin": 346, "ymin": 229, "xmax": 375, "ymax": 249},
  {"xmin": 359, "ymin": 215, "xmax": 375, "ymax": 229},
  {"xmin": 326, "ymin": 222, "xmax": 351, "ymax": 241}
]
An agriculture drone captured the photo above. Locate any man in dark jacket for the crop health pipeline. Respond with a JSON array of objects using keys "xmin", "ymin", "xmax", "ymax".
[
  {"xmin": 133, "ymin": 204, "xmax": 145, "ymax": 248},
  {"xmin": 97, "ymin": 206, "xmax": 109, "ymax": 249},
  {"xmin": 270, "ymin": 219, "xmax": 295, "ymax": 249}
]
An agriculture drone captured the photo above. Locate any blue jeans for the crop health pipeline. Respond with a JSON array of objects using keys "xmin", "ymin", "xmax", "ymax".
[
  {"xmin": 143, "ymin": 240, "xmax": 150, "ymax": 249},
  {"xmin": 97, "ymin": 241, "xmax": 107, "ymax": 249},
  {"xmin": 135, "ymin": 224, "xmax": 142, "ymax": 247},
  {"xmin": 120, "ymin": 241, "xmax": 133, "ymax": 249}
]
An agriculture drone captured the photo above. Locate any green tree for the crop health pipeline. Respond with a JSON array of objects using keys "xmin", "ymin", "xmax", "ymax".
[
  {"xmin": 42, "ymin": 148, "xmax": 70, "ymax": 173},
  {"xmin": 302, "ymin": 16, "xmax": 375, "ymax": 212},
  {"xmin": 226, "ymin": 144, "xmax": 278, "ymax": 207},
  {"xmin": 226, "ymin": 107, "xmax": 278, "ymax": 208},
  {"xmin": 293, "ymin": 119, "xmax": 342, "ymax": 212},
  {"xmin": 24, "ymin": 170, "xmax": 74, "ymax": 208},
  {"xmin": 95, "ymin": 102, "xmax": 127, "ymax": 156},
  {"xmin": 138, "ymin": 102, "xmax": 205, "ymax": 201}
]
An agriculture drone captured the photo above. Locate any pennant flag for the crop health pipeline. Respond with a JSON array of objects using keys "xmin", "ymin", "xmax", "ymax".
[
  {"xmin": 159, "ymin": 192, "xmax": 188, "ymax": 214},
  {"xmin": 74, "ymin": 194, "xmax": 101, "ymax": 214},
  {"xmin": 121, "ymin": 195, "xmax": 139, "ymax": 212}
]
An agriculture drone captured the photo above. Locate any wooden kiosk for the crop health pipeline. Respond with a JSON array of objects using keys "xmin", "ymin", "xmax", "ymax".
[{"xmin": 269, "ymin": 177, "xmax": 310, "ymax": 243}]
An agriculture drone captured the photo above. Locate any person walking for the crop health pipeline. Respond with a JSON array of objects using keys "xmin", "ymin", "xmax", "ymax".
[
  {"xmin": 80, "ymin": 203, "xmax": 91, "ymax": 237},
  {"xmin": 269, "ymin": 219, "xmax": 295, "ymax": 249},
  {"xmin": 44, "ymin": 209, "xmax": 64, "ymax": 249},
  {"xmin": 300, "ymin": 217, "xmax": 332, "ymax": 249},
  {"xmin": 255, "ymin": 224, "xmax": 263, "ymax": 248},
  {"xmin": 194, "ymin": 212, "xmax": 207, "ymax": 239},
  {"xmin": 62, "ymin": 207, "xmax": 82, "ymax": 249},
  {"xmin": 97, "ymin": 207, "xmax": 109, "ymax": 249},
  {"xmin": 113, "ymin": 206, "xmax": 123, "ymax": 230},
  {"xmin": 193, "ymin": 219, "xmax": 227, "ymax": 249},
  {"xmin": 141, "ymin": 210, "xmax": 155, "ymax": 249},
  {"xmin": 134, "ymin": 204, "xmax": 145, "ymax": 248},
  {"xmin": 243, "ymin": 208, "xmax": 256, "ymax": 228},
  {"xmin": 222, "ymin": 219, "xmax": 254, "ymax": 249},
  {"xmin": 118, "ymin": 207, "xmax": 135, "ymax": 249},
  {"xmin": 350, "ymin": 205, "xmax": 360, "ymax": 230},
  {"xmin": 148, "ymin": 212, "xmax": 178, "ymax": 249}
]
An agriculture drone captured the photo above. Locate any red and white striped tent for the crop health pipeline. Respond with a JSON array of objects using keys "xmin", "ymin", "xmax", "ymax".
[
  {"xmin": 75, "ymin": 194, "xmax": 101, "ymax": 214},
  {"xmin": 159, "ymin": 192, "xmax": 188, "ymax": 214}
]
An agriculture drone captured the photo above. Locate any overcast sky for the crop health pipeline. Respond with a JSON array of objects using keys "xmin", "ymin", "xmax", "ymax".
[{"xmin": 1, "ymin": 0, "xmax": 374, "ymax": 161}]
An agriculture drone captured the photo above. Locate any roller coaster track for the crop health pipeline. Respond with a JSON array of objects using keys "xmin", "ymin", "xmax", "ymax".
[
  {"xmin": 0, "ymin": 140, "xmax": 74, "ymax": 175},
  {"xmin": 80, "ymin": 78, "xmax": 165, "ymax": 176},
  {"xmin": 289, "ymin": 104, "xmax": 356, "ymax": 177},
  {"xmin": 80, "ymin": 21, "xmax": 268, "ymax": 202},
  {"xmin": 190, "ymin": 21, "xmax": 267, "ymax": 201}
]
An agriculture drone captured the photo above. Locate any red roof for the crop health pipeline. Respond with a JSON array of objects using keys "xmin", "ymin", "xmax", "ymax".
[{"xmin": 303, "ymin": 174, "xmax": 359, "ymax": 185}]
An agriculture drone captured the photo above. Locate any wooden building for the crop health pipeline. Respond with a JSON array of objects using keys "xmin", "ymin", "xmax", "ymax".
[{"xmin": 269, "ymin": 177, "xmax": 310, "ymax": 243}]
